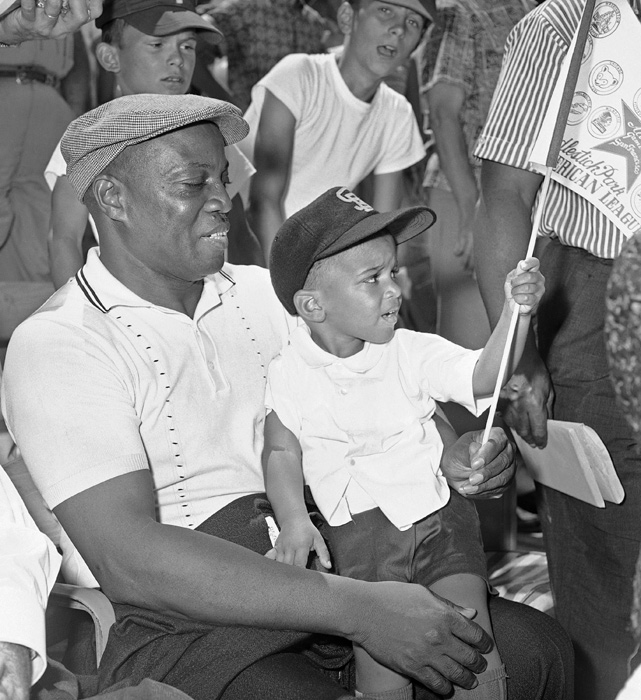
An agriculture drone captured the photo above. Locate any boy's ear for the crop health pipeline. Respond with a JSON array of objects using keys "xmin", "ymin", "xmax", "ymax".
[
  {"xmin": 293, "ymin": 290, "xmax": 325, "ymax": 323},
  {"xmin": 95, "ymin": 41, "xmax": 121, "ymax": 74},
  {"xmin": 337, "ymin": 1, "xmax": 354, "ymax": 35}
]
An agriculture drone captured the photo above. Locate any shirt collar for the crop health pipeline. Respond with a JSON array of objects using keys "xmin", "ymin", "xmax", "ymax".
[
  {"xmin": 76, "ymin": 248, "xmax": 235, "ymax": 316},
  {"xmin": 289, "ymin": 324, "xmax": 387, "ymax": 372}
]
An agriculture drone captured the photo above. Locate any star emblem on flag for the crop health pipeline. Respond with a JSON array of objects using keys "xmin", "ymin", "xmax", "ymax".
[{"xmin": 593, "ymin": 102, "xmax": 641, "ymax": 192}]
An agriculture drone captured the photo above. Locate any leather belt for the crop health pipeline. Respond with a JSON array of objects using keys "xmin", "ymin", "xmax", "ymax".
[{"xmin": 0, "ymin": 67, "xmax": 60, "ymax": 89}]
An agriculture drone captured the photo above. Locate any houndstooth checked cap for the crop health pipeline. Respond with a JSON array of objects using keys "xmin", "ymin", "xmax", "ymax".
[{"xmin": 61, "ymin": 93, "xmax": 249, "ymax": 200}]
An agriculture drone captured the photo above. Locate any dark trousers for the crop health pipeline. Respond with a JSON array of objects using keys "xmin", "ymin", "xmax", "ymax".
[
  {"xmin": 95, "ymin": 494, "xmax": 573, "ymax": 700},
  {"xmin": 538, "ymin": 240, "xmax": 641, "ymax": 700}
]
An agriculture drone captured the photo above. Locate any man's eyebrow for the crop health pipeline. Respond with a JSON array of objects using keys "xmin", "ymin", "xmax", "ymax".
[{"xmin": 166, "ymin": 161, "xmax": 230, "ymax": 174}]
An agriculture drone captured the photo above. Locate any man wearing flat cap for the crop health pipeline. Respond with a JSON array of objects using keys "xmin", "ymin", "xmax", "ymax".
[{"xmin": 2, "ymin": 94, "xmax": 572, "ymax": 699}]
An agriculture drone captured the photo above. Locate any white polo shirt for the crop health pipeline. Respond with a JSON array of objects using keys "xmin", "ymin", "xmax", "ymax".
[
  {"xmin": 266, "ymin": 325, "xmax": 490, "ymax": 530},
  {"xmin": 2, "ymin": 250, "xmax": 294, "ymax": 583}
]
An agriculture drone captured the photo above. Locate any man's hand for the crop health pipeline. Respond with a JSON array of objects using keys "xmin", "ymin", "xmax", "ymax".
[
  {"xmin": 0, "ymin": 642, "xmax": 31, "ymax": 700},
  {"xmin": 265, "ymin": 517, "xmax": 331, "ymax": 570},
  {"xmin": 499, "ymin": 350, "xmax": 553, "ymax": 448},
  {"xmin": 441, "ymin": 427, "xmax": 515, "ymax": 498},
  {"xmin": 351, "ymin": 581, "xmax": 492, "ymax": 695},
  {"xmin": 1, "ymin": 0, "xmax": 103, "ymax": 44},
  {"xmin": 454, "ymin": 219, "xmax": 475, "ymax": 273}
]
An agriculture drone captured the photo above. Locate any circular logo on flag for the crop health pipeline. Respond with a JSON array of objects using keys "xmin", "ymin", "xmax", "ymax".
[
  {"xmin": 631, "ymin": 186, "xmax": 641, "ymax": 220},
  {"xmin": 568, "ymin": 92, "xmax": 592, "ymax": 125},
  {"xmin": 582, "ymin": 33, "xmax": 594, "ymax": 64},
  {"xmin": 588, "ymin": 105, "xmax": 621, "ymax": 139},
  {"xmin": 589, "ymin": 61, "xmax": 623, "ymax": 95},
  {"xmin": 634, "ymin": 89, "xmax": 641, "ymax": 119},
  {"xmin": 589, "ymin": 2, "xmax": 621, "ymax": 38}
]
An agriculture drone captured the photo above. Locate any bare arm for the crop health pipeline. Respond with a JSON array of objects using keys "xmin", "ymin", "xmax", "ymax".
[
  {"xmin": 60, "ymin": 31, "xmax": 91, "ymax": 117},
  {"xmin": 53, "ymin": 468, "xmax": 492, "ymax": 694},
  {"xmin": 247, "ymin": 90, "xmax": 295, "ymax": 265},
  {"xmin": 49, "ymin": 174, "xmax": 90, "ymax": 289},
  {"xmin": 475, "ymin": 160, "xmax": 551, "ymax": 446},
  {"xmin": 0, "ymin": 0, "xmax": 102, "ymax": 44},
  {"xmin": 473, "ymin": 257, "xmax": 544, "ymax": 396},
  {"xmin": 262, "ymin": 411, "xmax": 330, "ymax": 568},
  {"xmin": 0, "ymin": 643, "xmax": 30, "ymax": 700},
  {"xmin": 427, "ymin": 82, "xmax": 477, "ymax": 270},
  {"xmin": 371, "ymin": 170, "xmax": 405, "ymax": 213}
]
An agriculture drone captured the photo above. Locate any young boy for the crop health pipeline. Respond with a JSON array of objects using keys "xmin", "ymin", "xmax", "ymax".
[
  {"xmin": 45, "ymin": 0, "xmax": 262, "ymax": 289},
  {"xmin": 262, "ymin": 187, "xmax": 545, "ymax": 700},
  {"xmin": 238, "ymin": 0, "xmax": 434, "ymax": 263}
]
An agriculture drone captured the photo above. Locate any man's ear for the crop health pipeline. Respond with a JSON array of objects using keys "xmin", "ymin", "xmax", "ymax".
[
  {"xmin": 336, "ymin": 1, "xmax": 354, "ymax": 35},
  {"xmin": 293, "ymin": 290, "xmax": 325, "ymax": 323},
  {"xmin": 95, "ymin": 41, "xmax": 121, "ymax": 74},
  {"xmin": 92, "ymin": 176, "xmax": 127, "ymax": 222}
]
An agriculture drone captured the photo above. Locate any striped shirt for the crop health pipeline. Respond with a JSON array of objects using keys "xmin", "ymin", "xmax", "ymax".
[{"xmin": 475, "ymin": 0, "xmax": 641, "ymax": 259}]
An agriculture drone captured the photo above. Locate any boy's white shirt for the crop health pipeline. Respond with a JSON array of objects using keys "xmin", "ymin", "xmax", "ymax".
[{"xmin": 265, "ymin": 325, "xmax": 491, "ymax": 530}]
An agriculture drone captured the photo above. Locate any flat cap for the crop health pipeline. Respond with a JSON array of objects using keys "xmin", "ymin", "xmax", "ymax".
[
  {"xmin": 270, "ymin": 187, "xmax": 436, "ymax": 316},
  {"xmin": 61, "ymin": 93, "xmax": 249, "ymax": 201}
]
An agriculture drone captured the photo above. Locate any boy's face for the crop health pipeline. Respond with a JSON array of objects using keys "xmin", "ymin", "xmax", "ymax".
[
  {"xmin": 312, "ymin": 233, "xmax": 402, "ymax": 357},
  {"xmin": 115, "ymin": 24, "xmax": 198, "ymax": 96},
  {"xmin": 346, "ymin": 0, "xmax": 425, "ymax": 79}
]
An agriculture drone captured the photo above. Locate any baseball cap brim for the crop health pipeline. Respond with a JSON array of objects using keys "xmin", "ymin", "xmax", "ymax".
[
  {"xmin": 383, "ymin": 0, "xmax": 435, "ymax": 22},
  {"xmin": 124, "ymin": 7, "xmax": 223, "ymax": 42},
  {"xmin": 318, "ymin": 205, "xmax": 436, "ymax": 262}
]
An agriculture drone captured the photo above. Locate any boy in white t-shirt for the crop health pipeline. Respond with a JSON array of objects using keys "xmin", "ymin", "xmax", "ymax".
[
  {"xmin": 241, "ymin": 0, "xmax": 434, "ymax": 264},
  {"xmin": 263, "ymin": 187, "xmax": 545, "ymax": 700},
  {"xmin": 45, "ymin": 0, "xmax": 262, "ymax": 290}
]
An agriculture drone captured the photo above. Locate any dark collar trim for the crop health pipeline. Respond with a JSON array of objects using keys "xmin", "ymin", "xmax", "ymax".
[{"xmin": 75, "ymin": 269, "xmax": 109, "ymax": 314}]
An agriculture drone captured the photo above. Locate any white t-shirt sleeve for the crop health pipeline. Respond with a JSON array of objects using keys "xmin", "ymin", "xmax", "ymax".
[
  {"xmin": 0, "ymin": 469, "xmax": 61, "ymax": 686},
  {"xmin": 44, "ymin": 140, "xmax": 66, "ymax": 192},
  {"xmin": 251, "ymin": 54, "xmax": 310, "ymax": 123},
  {"xmin": 373, "ymin": 90, "xmax": 425, "ymax": 175}
]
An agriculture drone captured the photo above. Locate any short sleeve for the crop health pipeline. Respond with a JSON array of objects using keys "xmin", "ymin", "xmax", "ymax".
[
  {"xmin": 251, "ymin": 54, "xmax": 310, "ymax": 122},
  {"xmin": 44, "ymin": 141, "xmax": 66, "ymax": 192},
  {"xmin": 2, "ymin": 318, "xmax": 149, "ymax": 510},
  {"xmin": 474, "ymin": 11, "xmax": 573, "ymax": 169},
  {"xmin": 424, "ymin": 6, "xmax": 474, "ymax": 96},
  {"xmin": 373, "ymin": 91, "xmax": 425, "ymax": 175}
]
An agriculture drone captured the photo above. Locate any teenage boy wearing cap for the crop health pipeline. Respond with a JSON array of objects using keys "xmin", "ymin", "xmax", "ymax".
[
  {"xmin": 239, "ymin": 0, "xmax": 433, "ymax": 264},
  {"xmin": 4, "ymin": 94, "xmax": 572, "ymax": 700},
  {"xmin": 264, "ymin": 186, "xmax": 545, "ymax": 700},
  {"xmin": 45, "ymin": 0, "xmax": 262, "ymax": 290}
]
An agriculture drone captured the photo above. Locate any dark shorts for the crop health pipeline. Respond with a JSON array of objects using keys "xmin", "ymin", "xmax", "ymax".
[{"xmin": 324, "ymin": 489, "xmax": 487, "ymax": 587}]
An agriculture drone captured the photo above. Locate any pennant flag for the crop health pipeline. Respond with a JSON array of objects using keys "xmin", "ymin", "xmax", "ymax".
[{"xmin": 529, "ymin": 0, "xmax": 641, "ymax": 239}]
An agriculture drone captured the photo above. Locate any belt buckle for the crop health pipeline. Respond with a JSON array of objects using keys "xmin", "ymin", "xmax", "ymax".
[{"xmin": 15, "ymin": 68, "xmax": 30, "ymax": 85}]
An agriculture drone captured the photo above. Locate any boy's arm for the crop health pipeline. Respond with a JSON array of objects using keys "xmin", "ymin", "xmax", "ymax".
[
  {"xmin": 247, "ymin": 90, "xmax": 295, "ymax": 265},
  {"xmin": 472, "ymin": 258, "xmax": 543, "ymax": 397},
  {"xmin": 49, "ymin": 174, "xmax": 90, "ymax": 289},
  {"xmin": 263, "ymin": 411, "xmax": 331, "ymax": 569},
  {"xmin": 372, "ymin": 171, "xmax": 405, "ymax": 212}
]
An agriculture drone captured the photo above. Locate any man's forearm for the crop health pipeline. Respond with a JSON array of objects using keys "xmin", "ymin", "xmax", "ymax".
[
  {"xmin": 475, "ymin": 162, "xmax": 542, "ymax": 328},
  {"xmin": 0, "ymin": 642, "xmax": 31, "ymax": 700}
]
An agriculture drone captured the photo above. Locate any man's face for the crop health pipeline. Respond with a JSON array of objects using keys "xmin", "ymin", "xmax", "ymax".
[
  {"xmin": 347, "ymin": 0, "xmax": 425, "ymax": 79},
  {"xmin": 114, "ymin": 122, "xmax": 232, "ymax": 284},
  {"xmin": 115, "ymin": 24, "xmax": 197, "ymax": 95},
  {"xmin": 313, "ymin": 233, "xmax": 402, "ymax": 357}
]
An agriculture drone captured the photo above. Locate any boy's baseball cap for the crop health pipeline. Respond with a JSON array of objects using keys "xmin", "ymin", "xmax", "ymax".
[
  {"xmin": 96, "ymin": 0, "xmax": 223, "ymax": 43},
  {"xmin": 384, "ymin": 0, "xmax": 436, "ymax": 22},
  {"xmin": 270, "ymin": 187, "xmax": 436, "ymax": 316},
  {"xmin": 61, "ymin": 93, "xmax": 248, "ymax": 200}
]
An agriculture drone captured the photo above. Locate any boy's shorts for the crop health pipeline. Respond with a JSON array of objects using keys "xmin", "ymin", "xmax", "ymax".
[{"xmin": 324, "ymin": 489, "xmax": 487, "ymax": 587}]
